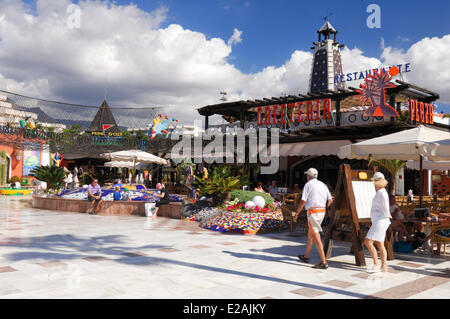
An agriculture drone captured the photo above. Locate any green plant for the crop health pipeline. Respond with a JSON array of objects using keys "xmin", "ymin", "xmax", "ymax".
[
  {"xmin": 397, "ymin": 111, "xmax": 409, "ymax": 123},
  {"xmin": 0, "ymin": 149, "xmax": 7, "ymax": 185},
  {"xmin": 8, "ymin": 176, "xmax": 22, "ymax": 184},
  {"xmin": 121, "ymin": 130, "xmax": 131, "ymax": 138},
  {"xmin": 369, "ymin": 158, "xmax": 406, "ymax": 195},
  {"xmin": 30, "ymin": 165, "xmax": 65, "ymax": 191},
  {"xmin": 230, "ymin": 190, "xmax": 274, "ymax": 206},
  {"xmin": 79, "ymin": 172, "xmax": 94, "ymax": 186},
  {"xmin": 195, "ymin": 166, "xmax": 242, "ymax": 204}
]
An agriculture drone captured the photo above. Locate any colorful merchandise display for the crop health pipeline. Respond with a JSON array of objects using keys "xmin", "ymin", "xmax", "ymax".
[
  {"xmin": 58, "ymin": 184, "xmax": 183, "ymax": 203},
  {"xmin": 202, "ymin": 210, "xmax": 287, "ymax": 235}
]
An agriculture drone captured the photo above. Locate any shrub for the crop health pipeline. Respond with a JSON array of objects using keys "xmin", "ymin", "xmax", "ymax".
[
  {"xmin": 8, "ymin": 176, "xmax": 22, "ymax": 184},
  {"xmin": 230, "ymin": 190, "xmax": 274, "ymax": 206},
  {"xmin": 30, "ymin": 165, "xmax": 65, "ymax": 191},
  {"xmin": 79, "ymin": 172, "xmax": 94, "ymax": 186},
  {"xmin": 195, "ymin": 166, "xmax": 242, "ymax": 205}
]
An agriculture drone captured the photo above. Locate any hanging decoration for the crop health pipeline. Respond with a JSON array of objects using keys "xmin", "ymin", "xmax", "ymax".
[
  {"xmin": 53, "ymin": 152, "xmax": 64, "ymax": 167},
  {"xmin": 148, "ymin": 114, "xmax": 178, "ymax": 140}
]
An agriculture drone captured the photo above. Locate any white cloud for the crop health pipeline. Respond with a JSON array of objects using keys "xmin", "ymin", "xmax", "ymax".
[
  {"xmin": 0, "ymin": 0, "xmax": 448, "ymax": 128},
  {"xmin": 381, "ymin": 35, "xmax": 450, "ymax": 102},
  {"xmin": 397, "ymin": 36, "xmax": 410, "ymax": 42},
  {"xmin": 227, "ymin": 28, "xmax": 243, "ymax": 47}
]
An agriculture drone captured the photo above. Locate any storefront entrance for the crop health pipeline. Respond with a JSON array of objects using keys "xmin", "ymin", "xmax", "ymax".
[{"xmin": 290, "ymin": 156, "xmax": 369, "ymax": 190}]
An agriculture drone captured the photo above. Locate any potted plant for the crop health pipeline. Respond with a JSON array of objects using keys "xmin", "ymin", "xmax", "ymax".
[{"xmin": 195, "ymin": 166, "xmax": 241, "ymax": 205}]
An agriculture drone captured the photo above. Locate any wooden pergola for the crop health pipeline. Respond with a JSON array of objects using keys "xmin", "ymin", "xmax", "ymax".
[{"xmin": 197, "ymin": 80, "xmax": 441, "ymax": 139}]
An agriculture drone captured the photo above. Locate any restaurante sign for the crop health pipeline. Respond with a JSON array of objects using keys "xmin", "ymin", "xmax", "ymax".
[{"xmin": 334, "ymin": 63, "xmax": 411, "ymax": 84}]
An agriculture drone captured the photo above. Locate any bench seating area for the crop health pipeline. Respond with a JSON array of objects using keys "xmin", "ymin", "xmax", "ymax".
[{"xmin": 32, "ymin": 195, "xmax": 183, "ymax": 219}]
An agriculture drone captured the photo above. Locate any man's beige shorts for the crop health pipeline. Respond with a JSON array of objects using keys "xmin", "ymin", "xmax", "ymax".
[{"xmin": 307, "ymin": 208, "xmax": 326, "ymax": 234}]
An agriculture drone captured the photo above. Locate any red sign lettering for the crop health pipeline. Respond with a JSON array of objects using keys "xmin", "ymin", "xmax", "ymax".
[{"xmin": 280, "ymin": 104, "xmax": 286, "ymax": 124}]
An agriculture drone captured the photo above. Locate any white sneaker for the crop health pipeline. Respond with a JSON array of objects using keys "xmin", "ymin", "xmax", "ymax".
[{"xmin": 366, "ymin": 265, "xmax": 381, "ymax": 273}]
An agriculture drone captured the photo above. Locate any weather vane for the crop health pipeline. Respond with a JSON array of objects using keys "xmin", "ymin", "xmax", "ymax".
[{"xmin": 323, "ymin": 9, "xmax": 333, "ymax": 22}]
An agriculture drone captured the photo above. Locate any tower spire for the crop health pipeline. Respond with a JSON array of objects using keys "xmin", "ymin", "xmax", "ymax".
[{"xmin": 309, "ymin": 18, "xmax": 345, "ymax": 94}]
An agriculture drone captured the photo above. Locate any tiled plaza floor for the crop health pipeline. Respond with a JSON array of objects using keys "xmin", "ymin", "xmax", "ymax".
[{"xmin": 0, "ymin": 198, "xmax": 448, "ymax": 299}]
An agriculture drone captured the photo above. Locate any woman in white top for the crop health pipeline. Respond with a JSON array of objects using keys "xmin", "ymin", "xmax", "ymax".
[
  {"xmin": 364, "ymin": 172, "xmax": 392, "ymax": 273},
  {"xmin": 64, "ymin": 173, "xmax": 73, "ymax": 190}
]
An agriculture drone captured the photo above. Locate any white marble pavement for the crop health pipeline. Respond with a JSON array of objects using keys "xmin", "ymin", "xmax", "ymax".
[{"xmin": 0, "ymin": 198, "xmax": 448, "ymax": 299}]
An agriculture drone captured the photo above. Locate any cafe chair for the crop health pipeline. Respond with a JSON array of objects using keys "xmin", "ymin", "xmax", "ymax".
[{"xmin": 430, "ymin": 224, "xmax": 450, "ymax": 256}]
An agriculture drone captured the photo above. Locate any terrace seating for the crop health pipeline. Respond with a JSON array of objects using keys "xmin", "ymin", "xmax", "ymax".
[
  {"xmin": 430, "ymin": 224, "xmax": 450, "ymax": 256},
  {"xmin": 284, "ymin": 192, "xmax": 301, "ymax": 207},
  {"xmin": 281, "ymin": 205, "xmax": 299, "ymax": 233}
]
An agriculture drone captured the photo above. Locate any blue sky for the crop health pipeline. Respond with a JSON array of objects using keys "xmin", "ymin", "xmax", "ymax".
[
  {"xmin": 15, "ymin": 0, "xmax": 450, "ymax": 114},
  {"xmin": 102, "ymin": 0, "xmax": 450, "ymax": 111},
  {"xmin": 122, "ymin": 0, "xmax": 450, "ymax": 72}
]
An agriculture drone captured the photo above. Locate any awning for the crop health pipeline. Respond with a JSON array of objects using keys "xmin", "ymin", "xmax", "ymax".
[
  {"xmin": 406, "ymin": 160, "xmax": 450, "ymax": 171},
  {"xmin": 276, "ymin": 140, "xmax": 353, "ymax": 157}
]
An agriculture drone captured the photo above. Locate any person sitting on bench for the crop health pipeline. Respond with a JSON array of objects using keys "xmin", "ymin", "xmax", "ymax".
[
  {"xmin": 87, "ymin": 179, "xmax": 103, "ymax": 215},
  {"xmin": 153, "ymin": 183, "xmax": 170, "ymax": 218}
]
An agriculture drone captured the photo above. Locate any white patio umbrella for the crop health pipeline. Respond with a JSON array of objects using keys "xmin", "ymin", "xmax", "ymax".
[
  {"xmin": 100, "ymin": 150, "xmax": 168, "ymax": 167},
  {"xmin": 338, "ymin": 125, "xmax": 450, "ymax": 206},
  {"xmin": 338, "ymin": 125, "xmax": 450, "ymax": 161},
  {"xmin": 104, "ymin": 161, "xmax": 147, "ymax": 169},
  {"xmin": 406, "ymin": 160, "xmax": 450, "ymax": 171}
]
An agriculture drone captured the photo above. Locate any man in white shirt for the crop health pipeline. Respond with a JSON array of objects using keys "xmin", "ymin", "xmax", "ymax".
[{"xmin": 294, "ymin": 168, "xmax": 333, "ymax": 269}]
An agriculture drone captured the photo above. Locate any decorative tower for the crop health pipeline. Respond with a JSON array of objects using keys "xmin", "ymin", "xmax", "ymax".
[
  {"xmin": 309, "ymin": 19, "xmax": 345, "ymax": 94},
  {"xmin": 86, "ymin": 100, "xmax": 120, "ymax": 133}
]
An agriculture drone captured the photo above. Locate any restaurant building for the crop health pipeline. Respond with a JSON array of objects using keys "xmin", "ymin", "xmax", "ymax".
[
  {"xmin": 0, "ymin": 92, "xmax": 56, "ymax": 184},
  {"xmin": 197, "ymin": 20, "xmax": 449, "ymax": 195}
]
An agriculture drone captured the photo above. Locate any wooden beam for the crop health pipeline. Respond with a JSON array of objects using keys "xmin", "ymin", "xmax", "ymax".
[{"xmin": 396, "ymin": 80, "xmax": 439, "ymax": 99}]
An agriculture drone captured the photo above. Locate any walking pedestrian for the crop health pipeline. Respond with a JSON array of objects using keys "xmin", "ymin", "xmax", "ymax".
[
  {"xmin": 364, "ymin": 172, "xmax": 392, "ymax": 273},
  {"xmin": 294, "ymin": 168, "xmax": 333, "ymax": 269}
]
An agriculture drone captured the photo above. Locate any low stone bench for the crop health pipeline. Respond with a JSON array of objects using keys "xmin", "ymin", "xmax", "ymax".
[{"xmin": 32, "ymin": 195, "xmax": 183, "ymax": 219}]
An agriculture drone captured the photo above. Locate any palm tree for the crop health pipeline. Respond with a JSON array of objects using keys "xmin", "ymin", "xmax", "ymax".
[{"xmin": 369, "ymin": 158, "xmax": 406, "ymax": 195}]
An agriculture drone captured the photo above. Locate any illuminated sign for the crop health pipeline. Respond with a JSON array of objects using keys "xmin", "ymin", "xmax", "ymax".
[
  {"xmin": 408, "ymin": 99, "xmax": 434, "ymax": 124},
  {"xmin": 91, "ymin": 131, "xmax": 123, "ymax": 137},
  {"xmin": 358, "ymin": 172, "xmax": 368, "ymax": 180},
  {"xmin": 256, "ymin": 99, "xmax": 332, "ymax": 126},
  {"xmin": 335, "ymin": 63, "xmax": 411, "ymax": 84}
]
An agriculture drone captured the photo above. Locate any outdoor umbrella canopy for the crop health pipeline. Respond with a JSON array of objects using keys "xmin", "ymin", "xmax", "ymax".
[
  {"xmin": 406, "ymin": 160, "xmax": 450, "ymax": 171},
  {"xmin": 337, "ymin": 125, "xmax": 450, "ymax": 161},
  {"xmin": 104, "ymin": 161, "xmax": 147, "ymax": 169},
  {"xmin": 100, "ymin": 150, "xmax": 168, "ymax": 166},
  {"xmin": 338, "ymin": 125, "xmax": 450, "ymax": 207}
]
